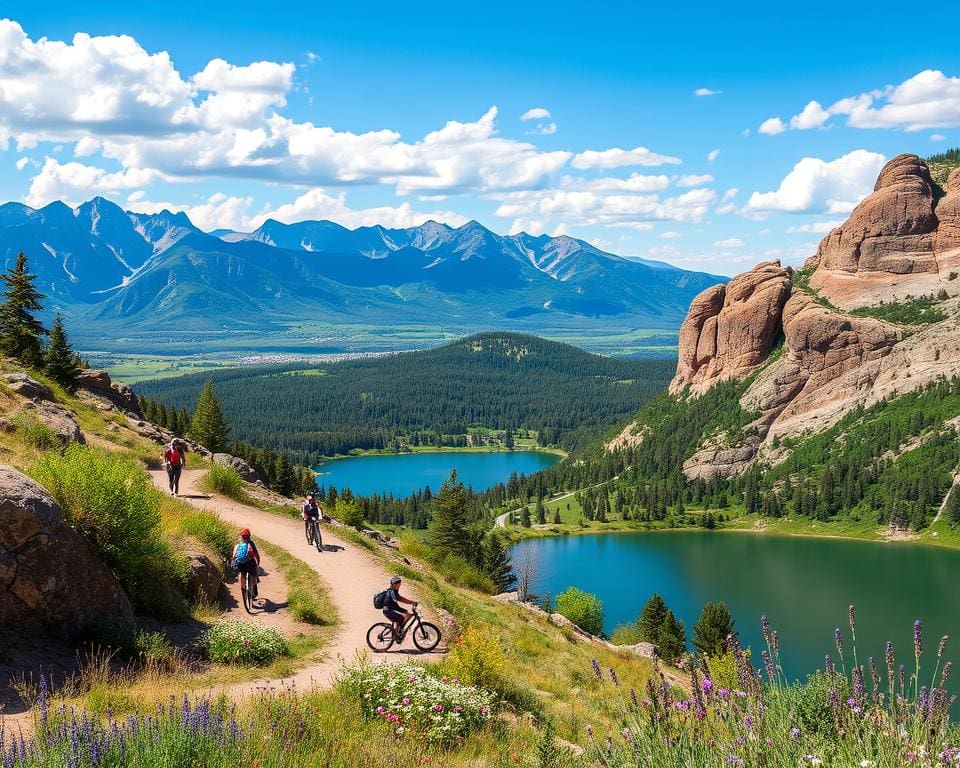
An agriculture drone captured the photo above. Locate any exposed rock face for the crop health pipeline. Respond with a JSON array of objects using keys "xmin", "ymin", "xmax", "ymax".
[
  {"xmin": 77, "ymin": 369, "xmax": 141, "ymax": 417},
  {"xmin": 23, "ymin": 400, "xmax": 86, "ymax": 445},
  {"xmin": 0, "ymin": 465, "xmax": 134, "ymax": 635},
  {"xmin": 671, "ymin": 261, "xmax": 792, "ymax": 395},
  {"xmin": 212, "ymin": 453, "xmax": 260, "ymax": 483},
  {"xmin": 1, "ymin": 373, "xmax": 53, "ymax": 401},
  {"xmin": 809, "ymin": 155, "xmax": 960, "ymax": 307}
]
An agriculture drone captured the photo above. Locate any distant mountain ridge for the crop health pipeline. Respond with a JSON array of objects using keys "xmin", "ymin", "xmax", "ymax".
[{"xmin": 0, "ymin": 196, "xmax": 726, "ymax": 347}]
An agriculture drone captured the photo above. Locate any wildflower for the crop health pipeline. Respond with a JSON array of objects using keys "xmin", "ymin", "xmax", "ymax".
[
  {"xmin": 701, "ymin": 677, "xmax": 714, "ymax": 694},
  {"xmin": 834, "ymin": 627, "xmax": 843, "ymax": 656},
  {"xmin": 938, "ymin": 635, "xmax": 949, "ymax": 658},
  {"xmin": 591, "ymin": 659, "xmax": 602, "ymax": 681},
  {"xmin": 914, "ymin": 620, "xmax": 923, "ymax": 658},
  {"xmin": 760, "ymin": 614, "xmax": 772, "ymax": 647},
  {"xmin": 790, "ymin": 727, "xmax": 801, "ymax": 740},
  {"xmin": 885, "ymin": 641, "xmax": 895, "ymax": 682},
  {"xmin": 802, "ymin": 756, "xmax": 823, "ymax": 765},
  {"xmin": 942, "ymin": 661, "xmax": 953, "ymax": 686},
  {"xmin": 849, "ymin": 605, "xmax": 856, "ymax": 632},
  {"xmin": 402, "ymin": 698, "xmax": 410, "ymax": 706},
  {"xmin": 609, "ymin": 668, "xmax": 620, "ymax": 687},
  {"xmin": 761, "ymin": 649, "xmax": 775, "ymax": 683},
  {"xmin": 743, "ymin": 715, "xmax": 754, "ymax": 729}
]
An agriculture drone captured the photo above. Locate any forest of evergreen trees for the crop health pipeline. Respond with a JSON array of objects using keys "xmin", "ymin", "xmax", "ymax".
[{"xmin": 136, "ymin": 333, "xmax": 674, "ymax": 464}]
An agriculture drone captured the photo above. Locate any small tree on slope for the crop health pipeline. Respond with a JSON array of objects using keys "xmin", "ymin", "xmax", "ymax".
[
  {"xmin": 44, "ymin": 314, "xmax": 81, "ymax": 393},
  {"xmin": 0, "ymin": 252, "xmax": 47, "ymax": 367},
  {"xmin": 693, "ymin": 600, "xmax": 735, "ymax": 658},
  {"xmin": 190, "ymin": 380, "xmax": 231, "ymax": 452}
]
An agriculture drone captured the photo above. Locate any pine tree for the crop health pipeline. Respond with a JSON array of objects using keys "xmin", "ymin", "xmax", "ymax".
[
  {"xmin": 483, "ymin": 533, "xmax": 516, "ymax": 592},
  {"xmin": 637, "ymin": 594, "xmax": 669, "ymax": 645},
  {"xmin": 948, "ymin": 486, "xmax": 960, "ymax": 526},
  {"xmin": 659, "ymin": 610, "xmax": 687, "ymax": 662},
  {"xmin": 274, "ymin": 453, "xmax": 296, "ymax": 497},
  {"xmin": 693, "ymin": 601, "xmax": 735, "ymax": 657},
  {"xmin": 429, "ymin": 470, "xmax": 471, "ymax": 559},
  {"xmin": 521, "ymin": 505, "xmax": 532, "ymax": 527},
  {"xmin": 0, "ymin": 252, "xmax": 47, "ymax": 367},
  {"xmin": 552, "ymin": 509, "xmax": 561, "ymax": 524},
  {"xmin": 44, "ymin": 314, "xmax": 80, "ymax": 392},
  {"xmin": 190, "ymin": 380, "xmax": 231, "ymax": 452},
  {"xmin": 536, "ymin": 496, "xmax": 546, "ymax": 524}
]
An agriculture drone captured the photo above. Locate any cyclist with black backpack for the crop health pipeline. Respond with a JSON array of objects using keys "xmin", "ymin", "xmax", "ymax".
[
  {"xmin": 232, "ymin": 528, "xmax": 261, "ymax": 600},
  {"xmin": 376, "ymin": 576, "xmax": 418, "ymax": 640}
]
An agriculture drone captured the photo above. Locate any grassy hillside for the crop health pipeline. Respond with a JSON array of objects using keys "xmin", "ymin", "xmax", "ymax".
[{"xmin": 136, "ymin": 332, "xmax": 675, "ymax": 460}]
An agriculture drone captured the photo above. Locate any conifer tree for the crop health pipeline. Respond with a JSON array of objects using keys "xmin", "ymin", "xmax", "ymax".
[
  {"xmin": 44, "ymin": 314, "xmax": 80, "ymax": 392},
  {"xmin": 483, "ymin": 533, "xmax": 515, "ymax": 592},
  {"xmin": 273, "ymin": 453, "xmax": 296, "ymax": 497},
  {"xmin": 948, "ymin": 486, "xmax": 960, "ymax": 526},
  {"xmin": 190, "ymin": 380, "xmax": 231, "ymax": 452},
  {"xmin": 637, "ymin": 593, "xmax": 669, "ymax": 645},
  {"xmin": 520, "ymin": 505, "xmax": 532, "ymax": 527},
  {"xmin": 0, "ymin": 252, "xmax": 47, "ymax": 367},
  {"xmin": 429, "ymin": 470, "xmax": 470, "ymax": 559},
  {"xmin": 659, "ymin": 610, "xmax": 687, "ymax": 662},
  {"xmin": 693, "ymin": 601, "xmax": 735, "ymax": 657},
  {"xmin": 536, "ymin": 496, "xmax": 546, "ymax": 524},
  {"xmin": 552, "ymin": 509, "xmax": 561, "ymax": 524}
]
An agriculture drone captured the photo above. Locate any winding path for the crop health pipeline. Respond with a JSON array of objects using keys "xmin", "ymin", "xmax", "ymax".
[{"xmin": 150, "ymin": 469, "xmax": 445, "ymax": 698}]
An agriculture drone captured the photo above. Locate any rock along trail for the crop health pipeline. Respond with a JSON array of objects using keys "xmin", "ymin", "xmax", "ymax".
[{"xmin": 150, "ymin": 469, "xmax": 445, "ymax": 699}]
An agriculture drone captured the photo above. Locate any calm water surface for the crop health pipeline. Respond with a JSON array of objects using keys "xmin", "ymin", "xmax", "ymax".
[
  {"xmin": 315, "ymin": 449, "xmax": 559, "ymax": 497},
  {"xmin": 514, "ymin": 530, "xmax": 960, "ymax": 681}
]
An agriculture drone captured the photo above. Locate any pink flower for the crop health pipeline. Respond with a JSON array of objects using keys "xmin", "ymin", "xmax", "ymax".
[
  {"xmin": 434, "ymin": 704, "xmax": 444, "ymax": 712},
  {"xmin": 402, "ymin": 698, "xmax": 410, "ymax": 705},
  {"xmin": 453, "ymin": 706, "xmax": 462, "ymax": 713}
]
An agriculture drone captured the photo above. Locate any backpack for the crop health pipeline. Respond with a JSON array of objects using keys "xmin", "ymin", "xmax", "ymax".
[
  {"xmin": 373, "ymin": 590, "xmax": 389, "ymax": 610},
  {"xmin": 235, "ymin": 541, "xmax": 252, "ymax": 564}
]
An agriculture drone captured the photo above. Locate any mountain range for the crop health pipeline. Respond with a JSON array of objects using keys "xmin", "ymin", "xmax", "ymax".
[{"xmin": 0, "ymin": 197, "xmax": 725, "ymax": 351}]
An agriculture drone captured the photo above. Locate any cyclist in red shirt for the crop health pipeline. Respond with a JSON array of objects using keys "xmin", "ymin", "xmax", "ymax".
[{"xmin": 163, "ymin": 439, "xmax": 186, "ymax": 495}]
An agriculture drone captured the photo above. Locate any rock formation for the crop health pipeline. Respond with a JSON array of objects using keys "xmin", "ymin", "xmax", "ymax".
[
  {"xmin": 0, "ymin": 373, "xmax": 53, "ymax": 401},
  {"xmin": 212, "ymin": 452, "xmax": 261, "ymax": 483},
  {"xmin": 656, "ymin": 153, "xmax": 960, "ymax": 480},
  {"xmin": 808, "ymin": 154, "xmax": 960, "ymax": 307},
  {"xmin": 0, "ymin": 465, "xmax": 134, "ymax": 635},
  {"xmin": 670, "ymin": 261, "xmax": 792, "ymax": 395},
  {"xmin": 77, "ymin": 369, "xmax": 142, "ymax": 417}
]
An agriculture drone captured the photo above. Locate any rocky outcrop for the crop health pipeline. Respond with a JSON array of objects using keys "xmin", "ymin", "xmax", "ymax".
[
  {"xmin": 0, "ymin": 465, "xmax": 134, "ymax": 635},
  {"xmin": 183, "ymin": 549, "xmax": 222, "ymax": 604},
  {"xmin": 127, "ymin": 417, "xmax": 211, "ymax": 459},
  {"xmin": 1, "ymin": 373, "xmax": 53, "ymax": 401},
  {"xmin": 21, "ymin": 400, "xmax": 86, "ymax": 445},
  {"xmin": 212, "ymin": 453, "xmax": 260, "ymax": 483},
  {"xmin": 809, "ymin": 155, "xmax": 960, "ymax": 308},
  {"xmin": 671, "ymin": 261, "xmax": 792, "ymax": 395},
  {"xmin": 77, "ymin": 369, "xmax": 141, "ymax": 417}
]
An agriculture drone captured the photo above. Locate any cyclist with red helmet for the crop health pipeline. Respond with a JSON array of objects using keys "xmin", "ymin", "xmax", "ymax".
[{"xmin": 232, "ymin": 528, "xmax": 261, "ymax": 599}]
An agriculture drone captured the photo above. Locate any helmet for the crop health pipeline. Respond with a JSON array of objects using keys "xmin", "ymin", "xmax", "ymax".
[
  {"xmin": 240, "ymin": 528, "xmax": 251, "ymax": 537},
  {"xmin": 390, "ymin": 576, "xmax": 401, "ymax": 585}
]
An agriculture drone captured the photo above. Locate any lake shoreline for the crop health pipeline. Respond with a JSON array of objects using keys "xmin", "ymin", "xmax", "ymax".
[{"xmin": 316, "ymin": 445, "xmax": 568, "ymax": 463}]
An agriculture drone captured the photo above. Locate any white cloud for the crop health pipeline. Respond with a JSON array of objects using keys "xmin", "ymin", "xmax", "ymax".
[
  {"xmin": 707, "ymin": 149, "xmax": 720, "ymax": 162},
  {"xmin": 520, "ymin": 107, "xmax": 551, "ymax": 121},
  {"xmin": 659, "ymin": 231, "xmax": 682, "ymax": 239},
  {"xmin": 25, "ymin": 158, "xmax": 166, "ymax": 207},
  {"xmin": 789, "ymin": 100, "xmax": 831, "ymax": 130},
  {"xmin": 785, "ymin": 219, "xmax": 845, "ymax": 234},
  {"xmin": 571, "ymin": 146, "xmax": 682, "ymax": 170},
  {"xmin": 744, "ymin": 150, "xmax": 886, "ymax": 215},
  {"xmin": 15, "ymin": 156, "xmax": 29, "ymax": 170},
  {"xmin": 694, "ymin": 88, "xmax": 721, "ymax": 97},
  {"xmin": 676, "ymin": 173, "xmax": 714, "ymax": 188},
  {"xmin": 713, "ymin": 237, "xmax": 745, "ymax": 248},
  {"xmin": 526, "ymin": 122, "xmax": 556, "ymax": 136},
  {"xmin": 565, "ymin": 174, "xmax": 671, "ymax": 193},
  {"xmin": 931, "ymin": 133, "xmax": 946, "ymax": 141},
  {"xmin": 758, "ymin": 117, "xmax": 787, "ymax": 136}
]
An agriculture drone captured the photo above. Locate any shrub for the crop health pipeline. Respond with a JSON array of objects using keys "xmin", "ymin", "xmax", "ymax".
[
  {"xmin": 610, "ymin": 622, "xmax": 644, "ymax": 645},
  {"xmin": 340, "ymin": 661, "xmax": 495, "ymax": 743},
  {"xmin": 31, "ymin": 445, "xmax": 176, "ymax": 611},
  {"xmin": 179, "ymin": 508, "xmax": 233, "ymax": 559},
  {"xmin": 13, "ymin": 410, "xmax": 58, "ymax": 449},
  {"xmin": 204, "ymin": 620, "xmax": 289, "ymax": 665},
  {"xmin": 334, "ymin": 498, "xmax": 365, "ymax": 530},
  {"xmin": 555, "ymin": 587, "xmax": 604, "ymax": 636},
  {"xmin": 443, "ymin": 627, "xmax": 508, "ymax": 691},
  {"xmin": 200, "ymin": 463, "xmax": 245, "ymax": 500}
]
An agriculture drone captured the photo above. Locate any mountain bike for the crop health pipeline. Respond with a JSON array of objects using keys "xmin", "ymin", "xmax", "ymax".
[
  {"xmin": 366, "ymin": 606, "xmax": 441, "ymax": 652},
  {"xmin": 305, "ymin": 517, "xmax": 323, "ymax": 552},
  {"xmin": 233, "ymin": 562, "xmax": 258, "ymax": 614}
]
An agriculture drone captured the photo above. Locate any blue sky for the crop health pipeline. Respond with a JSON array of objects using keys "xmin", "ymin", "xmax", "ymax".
[{"xmin": 1, "ymin": 1, "xmax": 958, "ymax": 274}]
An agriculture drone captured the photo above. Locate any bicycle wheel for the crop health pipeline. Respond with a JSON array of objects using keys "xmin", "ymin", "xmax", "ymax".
[
  {"xmin": 366, "ymin": 623, "xmax": 396, "ymax": 652},
  {"xmin": 313, "ymin": 523, "xmax": 323, "ymax": 552},
  {"xmin": 242, "ymin": 574, "xmax": 254, "ymax": 614},
  {"xmin": 305, "ymin": 524, "xmax": 313, "ymax": 546},
  {"xmin": 412, "ymin": 621, "xmax": 441, "ymax": 652}
]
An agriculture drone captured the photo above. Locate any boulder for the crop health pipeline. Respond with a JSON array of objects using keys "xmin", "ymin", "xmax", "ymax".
[
  {"xmin": 22, "ymin": 401, "xmax": 86, "ymax": 445},
  {"xmin": 935, "ymin": 168, "xmax": 960, "ymax": 255},
  {"xmin": 212, "ymin": 453, "xmax": 260, "ymax": 483},
  {"xmin": 0, "ymin": 466, "xmax": 134, "ymax": 635},
  {"xmin": 77, "ymin": 369, "xmax": 142, "ymax": 417},
  {"xmin": 1, "ymin": 373, "xmax": 53, "ymax": 401},
  {"xmin": 183, "ymin": 549, "xmax": 222, "ymax": 604},
  {"xmin": 670, "ymin": 261, "xmax": 792, "ymax": 395}
]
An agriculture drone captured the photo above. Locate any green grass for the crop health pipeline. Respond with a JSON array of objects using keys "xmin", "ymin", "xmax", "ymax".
[
  {"xmin": 258, "ymin": 540, "xmax": 339, "ymax": 628},
  {"xmin": 849, "ymin": 294, "xmax": 948, "ymax": 325}
]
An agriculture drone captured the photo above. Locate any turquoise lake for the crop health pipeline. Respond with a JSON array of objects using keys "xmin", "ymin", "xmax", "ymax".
[
  {"xmin": 513, "ymin": 530, "xmax": 960, "ymax": 683},
  {"xmin": 314, "ymin": 449, "xmax": 560, "ymax": 497}
]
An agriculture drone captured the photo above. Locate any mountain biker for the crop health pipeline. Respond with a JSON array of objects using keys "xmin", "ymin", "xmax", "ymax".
[
  {"xmin": 163, "ymin": 439, "xmax": 186, "ymax": 496},
  {"xmin": 301, "ymin": 494, "xmax": 321, "ymax": 541},
  {"xmin": 233, "ymin": 528, "xmax": 261, "ymax": 599},
  {"xmin": 382, "ymin": 576, "xmax": 418, "ymax": 639}
]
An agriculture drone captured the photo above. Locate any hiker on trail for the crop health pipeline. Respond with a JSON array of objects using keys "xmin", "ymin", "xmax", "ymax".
[
  {"xmin": 163, "ymin": 438, "xmax": 186, "ymax": 495},
  {"xmin": 381, "ymin": 576, "xmax": 418, "ymax": 639},
  {"xmin": 302, "ymin": 493, "xmax": 321, "ymax": 539}
]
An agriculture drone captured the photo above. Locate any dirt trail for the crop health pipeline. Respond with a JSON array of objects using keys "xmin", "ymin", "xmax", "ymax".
[{"xmin": 150, "ymin": 469, "xmax": 445, "ymax": 698}]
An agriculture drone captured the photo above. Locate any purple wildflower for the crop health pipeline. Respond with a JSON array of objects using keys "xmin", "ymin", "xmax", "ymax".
[
  {"xmin": 591, "ymin": 659, "xmax": 602, "ymax": 681},
  {"xmin": 834, "ymin": 627, "xmax": 843, "ymax": 656},
  {"xmin": 938, "ymin": 635, "xmax": 948, "ymax": 658},
  {"xmin": 848, "ymin": 605, "xmax": 856, "ymax": 632},
  {"xmin": 914, "ymin": 620, "xmax": 923, "ymax": 658}
]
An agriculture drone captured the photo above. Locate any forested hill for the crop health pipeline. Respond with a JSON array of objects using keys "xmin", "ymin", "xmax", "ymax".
[{"xmin": 135, "ymin": 333, "xmax": 674, "ymax": 462}]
